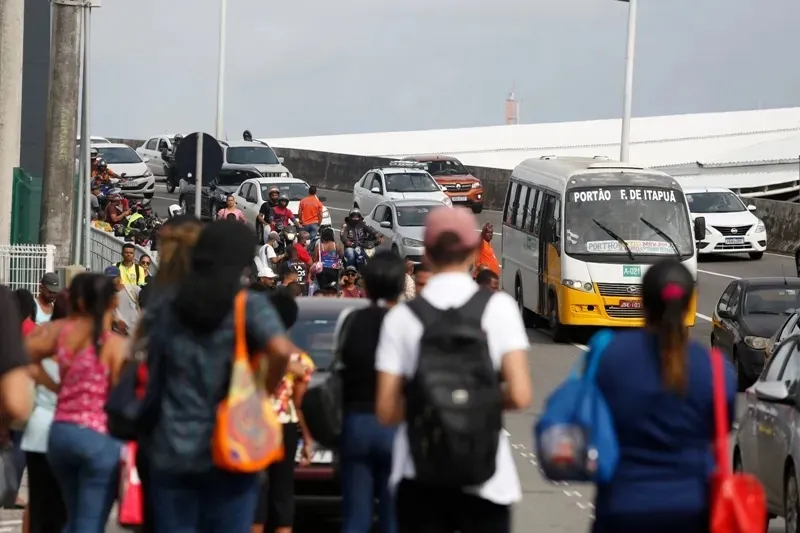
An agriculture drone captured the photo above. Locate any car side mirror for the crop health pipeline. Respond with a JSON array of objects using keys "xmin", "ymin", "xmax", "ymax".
[
  {"xmin": 754, "ymin": 381, "xmax": 790, "ymax": 403},
  {"xmin": 371, "ymin": 186, "xmax": 381, "ymax": 194},
  {"xmin": 717, "ymin": 308, "xmax": 733, "ymax": 319},
  {"xmin": 380, "ymin": 220, "xmax": 392, "ymax": 229},
  {"xmin": 278, "ymin": 157, "xmax": 285, "ymax": 164},
  {"xmin": 694, "ymin": 216, "xmax": 706, "ymax": 241},
  {"xmin": 747, "ymin": 204, "xmax": 757, "ymax": 212},
  {"xmin": 318, "ymin": 196, "xmax": 327, "ymax": 202}
]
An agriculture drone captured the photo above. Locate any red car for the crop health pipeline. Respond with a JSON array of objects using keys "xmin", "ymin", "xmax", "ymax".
[{"xmin": 403, "ymin": 155, "xmax": 484, "ymax": 213}]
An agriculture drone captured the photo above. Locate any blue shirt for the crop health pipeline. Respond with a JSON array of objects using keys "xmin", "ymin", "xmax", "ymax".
[{"xmin": 593, "ymin": 329, "xmax": 736, "ymax": 516}]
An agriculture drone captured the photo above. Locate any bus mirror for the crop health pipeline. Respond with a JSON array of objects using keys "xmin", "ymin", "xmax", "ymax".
[{"xmin": 694, "ymin": 216, "xmax": 707, "ymax": 240}]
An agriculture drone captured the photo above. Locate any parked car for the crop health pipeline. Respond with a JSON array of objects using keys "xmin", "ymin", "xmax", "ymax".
[
  {"xmin": 95, "ymin": 143, "xmax": 155, "ymax": 199},
  {"xmin": 137, "ymin": 134, "xmax": 179, "ymax": 176},
  {"xmin": 364, "ymin": 199, "xmax": 444, "ymax": 263},
  {"xmin": 733, "ymin": 334, "xmax": 800, "ymax": 531},
  {"xmin": 234, "ymin": 177, "xmax": 331, "ymax": 228},
  {"xmin": 402, "ymin": 155, "xmax": 484, "ymax": 213},
  {"xmin": 290, "ymin": 297, "xmax": 369, "ymax": 512},
  {"xmin": 352, "ymin": 161, "xmax": 451, "ymax": 215},
  {"xmin": 178, "ymin": 164, "xmax": 261, "ymax": 220},
  {"xmin": 711, "ymin": 277, "xmax": 800, "ymax": 390},
  {"xmin": 220, "ymin": 139, "xmax": 292, "ymax": 178},
  {"xmin": 684, "ymin": 185, "xmax": 766, "ymax": 260}
]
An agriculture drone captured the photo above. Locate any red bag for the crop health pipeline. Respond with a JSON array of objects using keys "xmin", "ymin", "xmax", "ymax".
[
  {"xmin": 118, "ymin": 441, "xmax": 144, "ymax": 527},
  {"xmin": 709, "ymin": 348, "xmax": 766, "ymax": 533}
]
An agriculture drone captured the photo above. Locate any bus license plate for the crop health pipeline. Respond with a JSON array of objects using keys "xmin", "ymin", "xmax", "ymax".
[
  {"xmin": 725, "ymin": 237, "xmax": 745, "ymax": 245},
  {"xmin": 618, "ymin": 300, "xmax": 642, "ymax": 309},
  {"xmin": 451, "ymin": 196, "xmax": 467, "ymax": 202},
  {"xmin": 295, "ymin": 441, "xmax": 334, "ymax": 464}
]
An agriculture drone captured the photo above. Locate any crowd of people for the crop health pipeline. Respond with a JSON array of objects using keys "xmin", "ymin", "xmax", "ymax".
[{"xmin": 0, "ymin": 197, "xmax": 752, "ymax": 533}]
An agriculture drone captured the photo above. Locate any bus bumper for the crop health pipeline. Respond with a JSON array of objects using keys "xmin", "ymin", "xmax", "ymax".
[{"xmin": 559, "ymin": 286, "xmax": 698, "ymax": 328}]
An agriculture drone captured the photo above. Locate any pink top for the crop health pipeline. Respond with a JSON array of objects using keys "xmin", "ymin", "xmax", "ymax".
[
  {"xmin": 53, "ymin": 324, "xmax": 111, "ymax": 434},
  {"xmin": 217, "ymin": 208, "xmax": 247, "ymax": 222}
]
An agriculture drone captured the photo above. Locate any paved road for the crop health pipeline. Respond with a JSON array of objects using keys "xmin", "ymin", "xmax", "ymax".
[{"xmin": 6, "ymin": 185, "xmax": 782, "ymax": 531}]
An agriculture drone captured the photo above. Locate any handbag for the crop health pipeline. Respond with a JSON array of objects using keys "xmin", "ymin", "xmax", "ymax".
[
  {"xmin": 105, "ymin": 324, "xmax": 151, "ymax": 441},
  {"xmin": 211, "ymin": 291, "xmax": 284, "ymax": 473},
  {"xmin": 709, "ymin": 347, "xmax": 767, "ymax": 533},
  {"xmin": 118, "ymin": 441, "xmax": 143, "ymax": 527},
  {"xmin": 300, "ymin": 309, "xmax": 358, "ymax": 450}
]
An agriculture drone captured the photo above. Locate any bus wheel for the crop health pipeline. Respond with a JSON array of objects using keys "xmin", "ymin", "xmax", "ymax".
[
  {"xmin": 549, "ymin": 295, "xmax": 569, "ymax": 343},
  {"xmin": 515, "ymin": 279, "xmax": 537, "ymax": 328}
]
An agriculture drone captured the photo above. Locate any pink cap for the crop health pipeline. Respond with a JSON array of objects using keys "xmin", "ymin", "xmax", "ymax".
[{"xmin": 423, "ymin": 206, "xmax": 481, "ymax": 251}]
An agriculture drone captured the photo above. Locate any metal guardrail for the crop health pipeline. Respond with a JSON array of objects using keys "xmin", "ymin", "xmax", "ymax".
[
  {"xmin": 0, "ymin": 244, "xmax": 56, "ymax": 296},
  {"xmin": 89, "ymin": 227, "xmax": 158, "ymax": 276}
]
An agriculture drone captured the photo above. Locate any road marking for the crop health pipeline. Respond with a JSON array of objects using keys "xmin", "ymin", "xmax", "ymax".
[
  {"xmin": 697, "ymin": 268, "xmax": 741, "ymax": 280},
  {"xmin": 570, "ymin": 311, "xmax": 713, "ymax": 352}
]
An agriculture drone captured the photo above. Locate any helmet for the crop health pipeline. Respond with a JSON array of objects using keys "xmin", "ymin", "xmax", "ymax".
[
  {"xmin": 348, "ymin": 207, "xmax": 362, "ymax": 219},
  {"xmin": 90, "ymin": 148, "xmax": 99, "ymax": 159},
  {"xmin": 243, "ymin": 130, "xmax": 252, "ymax": 141},
  {"xmin": 173, "ymin": 133, "xmax": 184, "ymax": 143},
  {"xmin": 278, "ymin": 193, "xmax": 289, "ymax": 204},
  {"xmin": 96, "ymin": 158, "xmax": 107, "ymax": 171}
]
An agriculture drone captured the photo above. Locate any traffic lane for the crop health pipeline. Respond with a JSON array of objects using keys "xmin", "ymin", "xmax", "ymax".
[{"xmin": 698, "ymin": 252, "xmax": 795, "ymax": 280}]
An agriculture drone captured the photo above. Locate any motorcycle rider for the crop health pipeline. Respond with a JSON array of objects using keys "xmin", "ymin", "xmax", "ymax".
[
  {"xmin": 243, "ymin": 130, "xmax": 253, "ymax": 142},
  {"xmin": 90, "ymin": 147, "xmax": 99, "ymax": 172},
  {"xmin": 256, "ymin": 186, "xmax": 281, "ymax": 244},
  {"xmin": 162, "ymin": 133, "xmax": 183, "ymax": 191},
  {"xmin": 124, "ymin": 203, "xmax": 147, "ymax": 237},
  {"xmin": 92, "ymin": 158, "xmax": 120, "ymax": 184},
  {"xmin": 271, "ymin": 193, "xmax": 298, "ymax": 230},
  {"xmin": 340, "ymin": 207, "xmax": 382, "ymax": 267},
  {"xmin": 104, "ymin": 194, "xmax": 130, "ymax": 226}
]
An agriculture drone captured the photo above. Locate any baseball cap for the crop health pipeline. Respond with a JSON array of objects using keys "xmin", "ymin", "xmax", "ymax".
[
  {"xmin": 423, "ymin": 206, "xmax": 480, "ymax": 250},
  {"xmin": 268, "ymin": 231, "xmax": 280, "ymax": 241},
  {"xmin": 257, "ymin": 266, "xmax": 278, "ymax": 279},
  {"xmin": 104, "ymin": 265, "xmax": 121, "ymax": 278},
  {"xmin": 40, "ymin": 272, "xmax": 60, "ymax": 292},
  {"xmin": 344, "ymin": 265, "xmax": 358, "ymax": 274}
]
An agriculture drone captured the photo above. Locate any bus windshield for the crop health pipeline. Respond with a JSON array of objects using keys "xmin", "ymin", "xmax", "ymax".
[{"xmin": 564, "ymin": 186, "xmax": 693, "ymax": 259}]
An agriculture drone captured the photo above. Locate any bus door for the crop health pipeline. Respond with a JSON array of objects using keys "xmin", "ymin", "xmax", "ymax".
[{"xmin": 538, "ymin": 194, "xmax": 560, "ymax": 315}]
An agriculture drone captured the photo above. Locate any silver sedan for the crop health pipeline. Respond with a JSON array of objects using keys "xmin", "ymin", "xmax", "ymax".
[
  {"xmin": 364, "ymin": 199, "xmax": 445, "ymax": 263},
  {"xmin": 733, "ymin": 333, "xmax": 800, "ymax": 531}
]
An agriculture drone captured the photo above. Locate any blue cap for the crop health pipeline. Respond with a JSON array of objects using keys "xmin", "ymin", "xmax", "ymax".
[{"xmin": 104, "ymin": 265, "xmax": 121, "ymax": 278}]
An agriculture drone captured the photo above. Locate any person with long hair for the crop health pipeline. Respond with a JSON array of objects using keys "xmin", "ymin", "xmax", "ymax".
[
  {"xmin": 589, "ymin": 259, "xmax": 737, "ymax": 533},
  {"xmin": 20, "ymin": 285, "xmax": 78, "ymax": 533},
  {"xmin": 135, "ymin": 213, "xmax": 203, "ymax": 533},
  {"xmin": 339, "ymin": 251, "xmax": 406, "ymax": 533},
  {"xmin": 25, "ymin": 273, "xmax": 128, "ymax": 532},
  {"xmin": 309, "ymin": 226, "xmax": 342, "ymax": 296},
  {"xmin": 143, "ymin": 220, "xmax": 299, "ymax": 532}
]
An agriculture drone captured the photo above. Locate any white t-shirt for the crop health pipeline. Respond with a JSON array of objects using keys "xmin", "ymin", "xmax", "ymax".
[
  {"xmin": 258, "ymin": 243, "xmax": 277, "ymax": 269},
  {"xmin": 375, "ymin": 272, "xmax": 530, "ymax": 505}
]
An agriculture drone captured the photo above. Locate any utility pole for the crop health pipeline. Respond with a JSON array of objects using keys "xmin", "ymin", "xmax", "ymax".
[
  {"xmin": 215, "ymin": 0, "xmax": 227, "ymax": 139},
  {"xmin": 40, "ymin": 0, "xmax": 81, "ymax": 267},
  {"xmin": 0, "ymin": 0, "xmax": 24, "ymax": 245},
  {"xmin": 618, "ymin": 0, "xmax": 638, "ymax": 162}
]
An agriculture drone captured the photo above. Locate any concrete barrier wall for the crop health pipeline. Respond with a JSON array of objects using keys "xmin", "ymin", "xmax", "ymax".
[{"xmin": 110, "ymin": 139, "xmax": 799, "ymax": 254}]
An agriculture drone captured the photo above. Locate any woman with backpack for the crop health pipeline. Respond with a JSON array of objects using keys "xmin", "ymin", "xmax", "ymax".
[
  {"xmin": 140, "ymin": 220, "xmax": 300, "ymax": 532},
  {"xmin": 588, "ymin": 259, "xmax": 737, "ymax": 533},
  {"xmin": 337, "ymin": 251, "xmax": 406, "ymax": 533}
]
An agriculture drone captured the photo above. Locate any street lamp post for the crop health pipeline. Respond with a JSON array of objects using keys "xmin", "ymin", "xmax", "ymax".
[
  {"xmin": 215, "ymin": 0, "xmax": 227, "ymax": 139},
  {"xmin": 619, "ymin": 0, "xmax": 638, "ymax": 162}
]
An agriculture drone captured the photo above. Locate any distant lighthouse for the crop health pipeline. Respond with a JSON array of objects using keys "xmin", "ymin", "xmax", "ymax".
[{"xmin": 505, "ymin": 86, "xmax": 519, "ymax": 125}]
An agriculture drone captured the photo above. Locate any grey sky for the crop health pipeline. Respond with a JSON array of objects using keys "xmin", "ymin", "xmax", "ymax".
[{"xmin": 92, "ymin": 0, "xmax": 800, "ymax": 139}]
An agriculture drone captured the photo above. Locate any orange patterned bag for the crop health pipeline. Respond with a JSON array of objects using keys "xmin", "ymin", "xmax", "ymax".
[{"xmin": 212, "ymin": 291, "xmax": 284, "ymax": 472}]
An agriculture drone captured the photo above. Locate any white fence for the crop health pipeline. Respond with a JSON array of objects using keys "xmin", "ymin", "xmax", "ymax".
[
  {"xmin": 89, "ymin": 228, "xmax": 158, "ymax": 276},
  {"xmin": 0, "ymin": 244, "xmax": 56, "ymax": 296}
]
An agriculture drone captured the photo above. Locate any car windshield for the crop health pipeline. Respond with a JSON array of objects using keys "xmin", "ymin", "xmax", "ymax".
[
  {"xmin": 289, "ymin": 317, "xmax": 338, "ymax": 369},
  {"xmin": 686, "ymin": 191, "xmax": 746, "ymax": 213},
  {"xmin": 260, "ymin": 182, "xmax": 307, "ymax": 201},
  {"xmin": 396, "ymin": 205, "xmax": 437, "ymax": 226},
  {"xmin": 422, "ymin": 160, "xmax": 469, "ymax": 176},
  {"xmin": 744, "ymin": 286, "xmax": 800, "ymax": 316},
  {"xmin": 96, "ymin": 146, "xmax": 142, "ymax": 164},
  {"xmin": 226, "ymin": 146, "xmax": 280, "ymax": 165},
  {"xmin": 385, "ymin": 173, "xmax": 440, "ymax": 193},
  {"xmin": 564, "ymin": 183, "xmax": 693, "ymax": 258}
]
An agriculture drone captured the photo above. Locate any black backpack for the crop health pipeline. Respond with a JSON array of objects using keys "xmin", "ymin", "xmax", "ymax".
[{"xmin": 405, "ymin": 288, "xmax": 502, "ymax": 488}]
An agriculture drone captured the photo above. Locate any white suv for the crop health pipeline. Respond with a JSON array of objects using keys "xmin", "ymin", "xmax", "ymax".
[
  {"xmin": 684, "ymin": 185, "xmax": 767, "ymax": 260},
  {"xmin": 352, "ymin": 161, "xmax": 452, "ymax": 215}
]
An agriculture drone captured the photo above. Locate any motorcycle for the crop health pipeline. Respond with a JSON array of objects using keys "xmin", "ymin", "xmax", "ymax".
[
  {"xmin": 168, "ymin": 204, "xmax": 183, "ymax": 219},
  {"xmin": 346, "ymin": 239, "xmax": 378, "ymax": 272},
  {"xmin": 114, "ymin": 200, "xmax": 160, "ymax": 247}
]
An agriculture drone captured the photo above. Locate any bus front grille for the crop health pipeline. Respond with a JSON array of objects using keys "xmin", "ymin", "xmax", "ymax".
[
  {"xmin": 596, "ymin": 283, "xmax": 642, "ymax": 297},
  {"xmin": 605, "ymin": 306, "xmax": 645, "ymax": 319}
]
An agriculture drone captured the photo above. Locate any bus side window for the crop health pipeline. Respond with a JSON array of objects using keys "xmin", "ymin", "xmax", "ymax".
[
  {"xmin": 541, "ymin": 194, "xmax": 557, "ymax": 242},
  {"xmin": 530, "ymin": 190, "xmax": 544, "ymax": 237},
  {"xmin": 505, "ymin": 181, "xmax": 520, "ymax": 226},
  {"xmin": 516, "ymin": 186, "xmax": 532, "ymax": 229},
  {"xmin": 553, "ymin": 198, "xmax": 562, "ymax": 240}
]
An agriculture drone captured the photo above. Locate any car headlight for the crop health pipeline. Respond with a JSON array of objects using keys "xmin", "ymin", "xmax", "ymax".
[
  {"xmin": 402, "ymin": 237, "xmax": 423, "ymax": 247},
  {"xmin": 280, "ymin": 172, "xmax": 288, "ymax": 177},
  {"xmin": 143, "ymin": 169, "xmax": 153, "ymax": 177},
  {"xmin": 744, "ymin": 336, "xmax": 769, "ymax": 350},
  {"xmin": 562, "ymin": 279, "xmax": 594, "ymax": 293},
  {"xmin": 442, "ymin": 197, "xmax": 453, "ymax": 206},
  {"xmin": 471, "ymin": 181, "xmax": 481, "ymax": 189},
  {"xmin": 755, "ymin": 220, "xmax": 765, "ymax": 233}
]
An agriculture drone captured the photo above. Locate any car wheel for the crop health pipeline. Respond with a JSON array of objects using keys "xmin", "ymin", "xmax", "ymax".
[
  {"xmin": 733, "ymin": 448, "xmax": 743, "ymax": 473},
  {"xmin": 391, "ymin": 245, "xmax": 400, "ymax": 257},
  {"xmin": 733, "ymin": 348, "xmax": 748, "ymax": 393},
  {"xmin": 549, "ymin": 293, "xmax": 569, "ymax": 343},
  {"xmin": 749, "ymin": 251, "xmax": 764, "ymax": 260},
  {"xmin": 471, "ymin": 204, "xmax": 483, "ymax": 214},
  {"xmin": 210, "ymin": 201, "xmax": 218, "ymax": 221},
  {"xmin": 166, "ymin": 182, "xmax": 176, "ymax": 193},
  {"xmin": 786, "ymin": 465, "xmax": 799, "ymax": 533}
]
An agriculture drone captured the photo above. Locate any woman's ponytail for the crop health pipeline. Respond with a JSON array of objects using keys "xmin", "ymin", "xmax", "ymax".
[{"xmin": 658, "ymin": 291, "xmax": 688, "ymax": 394}]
